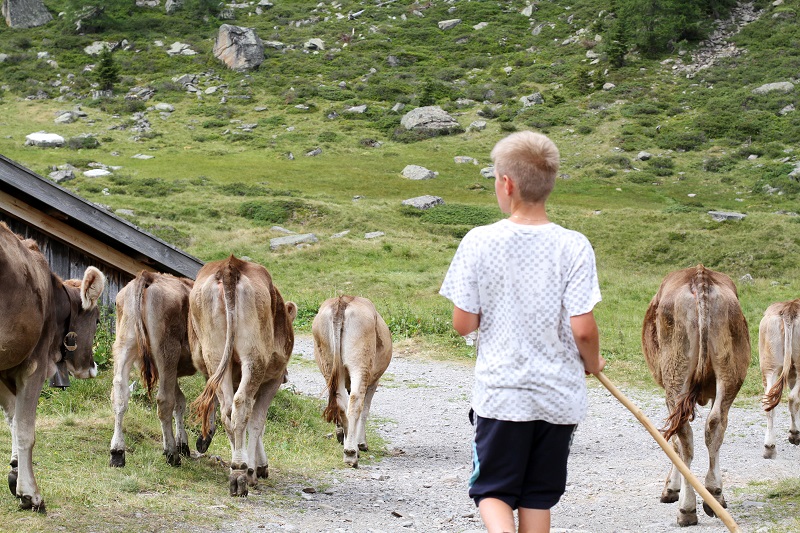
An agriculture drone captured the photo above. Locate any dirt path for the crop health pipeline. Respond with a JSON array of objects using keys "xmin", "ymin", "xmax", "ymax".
[{"xmin": 220, "ymin": 335, "xmax": 797, "ymax": 532}]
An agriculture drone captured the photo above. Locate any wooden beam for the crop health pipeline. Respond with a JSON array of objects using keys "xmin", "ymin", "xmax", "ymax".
[{"xmin": 0, "ymin": 190, "xmax": 156, "ymax": 276}]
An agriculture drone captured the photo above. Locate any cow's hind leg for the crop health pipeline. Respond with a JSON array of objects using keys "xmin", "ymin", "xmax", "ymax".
[
  {"xmin": 357, "ymin": 382, "xmax": 379, "ymax": 452},
  {"xmin": 703, "ymin": 384, "xmax": 734, "ymax": 518},
  {"xmin": 0, "ymin": 382, "xmax": 17, "ymax": 496},
  {"xmin": 673, "ymin": 421, "xmax": 697, "ymax": 527},
  {"xmin": 763, "ymin": 368, "xmax": 780, "ymax": 459},
  {"xmin": 787, "ymin": 369, "xmax": 800, "ymax": 445},
  {"xmin": 156, "ymin": 369, "xmax": 181, "ymax": 467},
  {"xmin": 660, "ymin": 435, "xmax": 682, "ymax": 504},
  {"xmin": 12, "ymin": 370, "xmax": 47, "ymax": 512},
  {"xmin": 343, "ymin": 371, "xmax": 368, "ymax": 467},
  {"xmin": 109, "ymin": 342, "xmax": 136, "ymax": 467},
  {"xmin": 248, "ymin": 377, "xmax": 283, "ymax": 482},
  {"xmin": 173, "ymin": 382, "xmax": 191, "ymax": 458},
  {"xmin": 229, "ymin": 370, "xmax": 256, "ymax": 497}
]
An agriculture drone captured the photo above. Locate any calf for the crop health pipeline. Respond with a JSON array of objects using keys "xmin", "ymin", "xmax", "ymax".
[
  {"xmin": 0, "ymin": 222, "xmax": 105, "ymax": 511},
  {"xmin": 190, "ymin": 255, "xmax": 296, "ymax": 496},
  {"xmin": 760, "ymin": 299, "xmax": 800, "ymax": 458},
  {"xmin": 642, "ymin": 265, "xmax": 750, "ymax": 527},
  {"xmin": 109, "ymin": 271, "xmax": 212, "ymax": 468},
  {"xmin": 313, "ymin": 296, "xmax": 392, "ymax": 467}
]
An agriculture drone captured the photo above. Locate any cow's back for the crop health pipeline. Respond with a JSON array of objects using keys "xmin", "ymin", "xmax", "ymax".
[{"xmin": 0, "ymin": 223, "xmax": 53, "ymax": 371}]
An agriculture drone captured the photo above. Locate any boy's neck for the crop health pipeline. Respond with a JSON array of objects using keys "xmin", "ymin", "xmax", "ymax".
[{"xmin": 508, "ymin": 202, "xmax": 549, "ymax": 225}]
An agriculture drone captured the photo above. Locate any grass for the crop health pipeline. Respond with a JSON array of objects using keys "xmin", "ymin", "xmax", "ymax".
[{"xmin": 2, "ymin": 0, "xmax": 800, "ymax": 524}]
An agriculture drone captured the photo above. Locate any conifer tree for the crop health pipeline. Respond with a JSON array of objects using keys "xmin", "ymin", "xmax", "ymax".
[{"xmin": 95, "ymin": 46, "xmax": 119, "ymax": 92}]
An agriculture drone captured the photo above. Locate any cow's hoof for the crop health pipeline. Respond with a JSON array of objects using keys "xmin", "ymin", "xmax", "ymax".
[
  {"xmin": 343, "ymin": 449, "xmax": 359, "ymax": 468},
  {"xmin": 335, "ymin": 427, "xmax": 345, "ymax": 445},
  {"xmin": 8, "ymin": 466, "xmax": 17, "ymax": 496},
  {"xmin": 180, "ymin": 443, "xmax": 191, "ymax": 457},
  {"xmin": 677, "ymin": 508, "xmax": 698, "ymax": 527},
  {"xmin": 702, "ymin": 490, "xmax": 726, "ymax": 518},
  {"xmin": 660, "ymin": 488, "xmax": 679, "ymax": 504},
  {"xmin": 256, "ymin": 465, "xmax": 268, "ymax": 479},
  {"xmin": 165, "ymin": 451, "xmax": 181, "ymax": 467},
  {"xmin": 229, "ymin": 469, "xmax": 248, "ymax": 497},
  {"xmin": 763, "ymin": 444, "xmax": 776, "ymax": 459},
  {"xmin": 109, "ymin": 449, "xmax": 126, "ymax": 468},
  {"xmin": 19, "ymin": 494, "xmax": 45, "ymax": 513},
  {"xmin": 358, "ymin": 442, "xmax": 369, "ymax": 452},
  {"xmin": 789, "ymin": 430, "xmax": 800, "ymax": 445},
  {"xmin": 196, "ymin": 435, "xmax": 213, "ymax": 454}
]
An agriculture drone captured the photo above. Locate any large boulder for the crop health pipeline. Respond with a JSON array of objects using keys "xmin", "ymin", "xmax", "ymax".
[
  {"xmin": 3, "ymin": 0, "xmax": 52, "ymax": 28},
  {"xmin": 25, "ymin": 132, "xmax": 64, "ymax": 147},
  {"xmin": 400, "ymin": 106, "xmax": 460, "ymax": 131},
  {"xmin": 213, "ymin": 24, "xmax": 264, "ymax": 71}
]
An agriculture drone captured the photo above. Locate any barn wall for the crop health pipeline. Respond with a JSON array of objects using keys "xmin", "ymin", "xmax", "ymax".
[{"xmin": 0, "ymin": 214, "xmax": 130, "ymax": 311}]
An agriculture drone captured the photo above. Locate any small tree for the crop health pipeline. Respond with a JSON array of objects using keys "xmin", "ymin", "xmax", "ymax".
[{"xmin": 95, "ymin": 46, "xmax": 119, "ymax": 92}]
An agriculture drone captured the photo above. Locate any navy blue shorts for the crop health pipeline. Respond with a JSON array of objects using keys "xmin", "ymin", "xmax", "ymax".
[{"xmin": 469, "ymin": 412, "xmax": 576, "ymax": 510}]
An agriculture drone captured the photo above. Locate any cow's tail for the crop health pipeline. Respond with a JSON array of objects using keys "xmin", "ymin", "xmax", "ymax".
[
  {"xmin": 764, "ymin": 311, "xmax": 795, "ymax": 411},
  {"xmin": 133, "ymin": 272, "xmax": 158, "ymax": 398},
  {"xmin": 322, "ymin": 297, "xmax": 346, "ymax": 426},
  {"xmin": 662, "ymin": 265, "xmax": 709, "ymax": 441},
  {"xmin": 194, "ymin": 260, "xmax": 239, "ymax": 439}
]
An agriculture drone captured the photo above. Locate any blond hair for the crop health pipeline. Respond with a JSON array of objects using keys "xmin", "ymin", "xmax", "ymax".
[{"xmin": 490, "ymin": 131, "xmax": 560, "ymax": 203}]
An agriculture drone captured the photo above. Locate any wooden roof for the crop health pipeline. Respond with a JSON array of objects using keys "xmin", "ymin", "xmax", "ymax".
[{"xmin": 0, "ymin": 154, "xmax": 203, "ymax": 279}]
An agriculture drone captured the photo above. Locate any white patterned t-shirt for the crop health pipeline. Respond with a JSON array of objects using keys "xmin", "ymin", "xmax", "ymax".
[{"xmin": 440, "ymin": 219, "xmax": 601, "ymax": 424}]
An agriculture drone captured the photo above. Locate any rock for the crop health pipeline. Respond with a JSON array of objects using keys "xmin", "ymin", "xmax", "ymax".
[
  {"xmin": 480, "ymin": 166, "xmax": 495, "ymax": 179},
  {"xmin": 84, "ymin": 41, "xmax": 113, "ymax": 56},
  {"xmin": 402, "ymin": 195, "xmax": 444, "ymax": 210},
  {"xmin": 454, "ymin": 156, "xmax": 478, "ymax": 165},
  {"xmin": 306, "ymin": 148, "xmax": 322, "ymax": 157},
  {"xmin": 752, "ymin": 82, "xmax": 794, "ymax": 95},
  {"xmin": 473, "ymin": 22, "xmax": 488, "ymax": 30},
  {"xmin": 468, "ymin": 120, "xmax": 487, "ymax": 131},
  {"xmin": 213, "ymin": 24, "xmax": 265, "ymax": 71},
  {"xmin": 708, "ymin": 211, "xmax": 746, "ymax": 222},
  {"xmin": 54, "ymin": 111, "xmax": 77, "ymax": 124},
  {"xmin": 25, "ymin": 132, "xmax": 64, "ymax": 147},
  {"xmin": 264, "ymin": 40, "xmax": 284, "ymax": 50},
  {"xmin": 344, "ymin": 104, "xmax": 367, "ymax": 114},
  {"xmin": 391, "ymin": 102, "xmax": 406, "ymax": 113},
  {"xmin": 0, "ymin": 53, "xmax": 7, "ymax": 62},
  {"xmin": 739, "ymin": 274, "xmax": 754, "ymax": 283},
  {"xmin": 271, "ymin": 226, "xmax": 294, "ymax": 234},
  {"xmin": 270, "ymin": 233, "xmax": 318, "ymax": 250},
  {"xmin": 364, "ymin": 231, "xmax": 385, "ymax": 239},
  {"xmin": 331, "ymin": 230, "xmax": 350, "ymax": 239},
  {"xmin": 304, "ymin": 38, "xmax": 325, "ymax": 51},
  {"xmin": 438, "ymin": 19, "xmax": 461, "ymax": 30},
  {"xmin": 84, "ymin": 169, "xmax": 112, "ymax": 178},
  {"xmin": 520, "ymin": 93, "xmax": 544, "ymax": 107},
  {"xmin": 3, "ymin": 0, "xmax": 52, "ymax": 28},
  {"xmin": 48, "ymin": 169, "xmax": 74, "ymax": 183},
  {"xmin": 131, "ymin": 154, "xmax": 154, "ymax": 159},
  {"xmin": 400, "ymin": 106, "xmax": 460, "ymax": 131},
  {"xmin": 780, "ymin": 104, "xmax": 795, "ymax": 115},
  {"xmin": 164, "ymin": 0, "xmax": 183, "ymax": 14},
  {"xmin": 637, "ymin": 151, "xmax": 653, "ymax": 161},
  {"xmin": 136, "ymin": 0, "xmax": 160, "ymax": 6},
  {"xmin": 155, "ymin": 103, "xmax": 174, "ymax": 112},
  {"xmin": 602, "ymin": 82, "xmax": 616, "ymax": 91},
  {"xmin": 401, "ymin": 165, "xmax": 437, "ymax": 180},
  {"xmin": 167, "ymin": 42, "xmax": 196, "ymax": 56},
  {"xmin": 521, "ymin": 4, "xmax": 535, "ymax": 17}
]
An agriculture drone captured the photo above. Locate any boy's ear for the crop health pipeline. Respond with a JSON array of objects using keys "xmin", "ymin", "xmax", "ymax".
[{"xmin": 502, "ymin": 174, "xmax": 515, "ymax": 195}]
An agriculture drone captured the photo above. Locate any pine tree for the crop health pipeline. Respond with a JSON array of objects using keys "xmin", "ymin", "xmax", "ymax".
[{"xmin": 95, "ymin": 47, "xmax": 119, "ymax": 92}]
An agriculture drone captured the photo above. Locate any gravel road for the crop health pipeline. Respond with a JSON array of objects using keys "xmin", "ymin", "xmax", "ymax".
[{"xmin": 223, "ymin": 335, "xmax": 798, "ymax": 532}]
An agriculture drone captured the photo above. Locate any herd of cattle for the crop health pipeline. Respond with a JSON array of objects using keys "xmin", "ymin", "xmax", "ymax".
[{"xmin": 1, "ymin": 220, "xmax": 799, "ymax": 528}]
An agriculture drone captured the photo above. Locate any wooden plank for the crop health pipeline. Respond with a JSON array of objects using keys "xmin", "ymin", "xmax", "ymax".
[
  {"xmin": 0, "ymin": 190, "xmax": 156, "ymax": 276},
  {"xmin": 0, "ymin": 155, "xmax": 203, "ymax": 278}
]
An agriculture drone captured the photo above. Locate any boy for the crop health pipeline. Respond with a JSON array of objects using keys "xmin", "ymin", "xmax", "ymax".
[{"xmin": 439, "ymin": 131, "xmax": 605, "ymax": 533}]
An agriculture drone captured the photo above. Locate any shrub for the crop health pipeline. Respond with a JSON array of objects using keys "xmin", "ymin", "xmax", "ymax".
[
  {"xmin": 67, "ymin": 136, "xmax": 100, "ymax": 150},
  {"xmin": 238, "ymin": 199, "xmax": 322, "ymax": 224},
  {"xmin": 655, "ymin": 130, "xmax": 706, "ymax": 151},
  {"xmin": 218, "ymin": 182, "xmax": 270, "ymax": 196},
  {"xmin": 419, "ymin": 204, "xmax": 501, "ymax": 226}
]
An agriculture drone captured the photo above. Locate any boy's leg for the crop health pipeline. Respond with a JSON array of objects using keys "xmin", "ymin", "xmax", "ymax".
[
  {"xmin": 478, "ymin": 497, "xmax": 516, "ymax": 533},
  {"xmin": 518, "ymin": 507, "xmax": 550, "ymax": 533}
]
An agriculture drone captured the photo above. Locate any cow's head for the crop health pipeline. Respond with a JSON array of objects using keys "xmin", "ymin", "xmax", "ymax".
[{"xmin": 61, "ymin": 266, "xmax": 106, "ymax": 379}]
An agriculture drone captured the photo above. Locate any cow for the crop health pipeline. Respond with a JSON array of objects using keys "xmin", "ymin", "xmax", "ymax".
[
  {"xmin": 312, "ymin": 296, "xmax": 392, "ymax": 468},
  {"xmin": 0, "ymin": 222, "xmax": 106, "ymax": 511},
  {"xmin": 109, "ymin": 271, "xmax": 214, "ymax": 468},
  {"xmin": 642, "ymin": 264, "xmax": 750, "ymax": 527},
  {"xmin": 760, "ymin": 299, "xmax": 800, "ymax": 459},
  {"xmin": 190, "ymin": 255, "xmax": 296, "ymax": 496}
]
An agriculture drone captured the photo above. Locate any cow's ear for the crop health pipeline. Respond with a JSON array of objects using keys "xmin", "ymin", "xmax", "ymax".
[
  {"xmin": 81, "ymin": 266, "xmax": 107, "ymax": 310},
  {"xmin": 285, "ymin": 301, "xmax": 298, "ymax": 323}
]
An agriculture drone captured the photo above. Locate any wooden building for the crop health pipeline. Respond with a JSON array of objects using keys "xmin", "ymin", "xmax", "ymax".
[{"xmin": 0, "ymin": 154, "xmax": 204, "ymax": 309}]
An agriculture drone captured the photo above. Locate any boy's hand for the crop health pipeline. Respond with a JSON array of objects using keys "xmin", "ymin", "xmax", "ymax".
[
  {"xmin": 584, "ymin": 354, "xmax": 607, "ymax": 375},
  {"xmin": 570, "ymin": 311, "xmax": 603, "ymax": 375}
]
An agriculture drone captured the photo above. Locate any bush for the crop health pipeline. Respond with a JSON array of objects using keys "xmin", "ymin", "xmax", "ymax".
[
  {"xmin": 67, "ymin": 136, "xmax": 100, "ymax": 150},
  {"xmin": 238, "ymin": 199, "xmax": 321, "ymax": 224},
  {"xmin": 655, "ymin": 130, "xmax": 706, "ymax": 151},
  {"xmin": 419, "ymin": 204, "xmax": 501, "ymax": 226}
]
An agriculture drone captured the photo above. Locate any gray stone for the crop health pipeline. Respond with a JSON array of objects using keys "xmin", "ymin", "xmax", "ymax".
[
  {"xmin": 602, "ymin": 82, "xmax": 616, "ymax": 91},
  {"xmin": 48, "ymin": 169, "xmax": 74, "ymax": 183},
  {"xmin": 3, "ymin": 0, "xmax": 52, "ymax": 28},
  {"xmin": 401, "ymin": 165, "xmax": 437, "ymax": 180},
  {"xmin": 473, "ymin": 22, "xmax": 488, "ymax": 30},
  {"xmin": 331, "ymin": 230, "xmax": 350, "ymax": 239},
  {"xmin": 84, "ymin": 168, "xmax": 112, "ymax": 178},
  {"xmin": 468, "ymin": 120, "xmax": 487, "ymax": 131},
  {"xmin": 402, "ymin": 195, "xmax": 444, "ymax": 210},
  {"xmin": 115, "ymin": 209, "xmax": 136, "ymax": 217},
  {"xmin": 752, "ymin": 82, "xmax": 794, "ymax": 95},
  {"xmin": 25, "ymin": 132, "xmax": 64, "ymax": 147},
  {"xmin": 304, "ymin": 38, "xmax": 325, "ymax": 51},
  {"xmin": 391, "ymin": 102, "xmax": 406, "ymax": 113},
  {"xmin": 270, "ymin": 233, "xmax": 318, "ymax": 250},
  {"xmin": 637, "ymin": 151, "xmax": 653, "ymax": 161},
  {"xmin": 438, "ymin": 19, "xmax": 461, "ymax": 30},
  {"xmin": 271, "ymin": 226, "xmax": 294, "ymax": 234},
  {"xmin": 54, "ymin": 111, "xmax": 77, "ymax": 124},
  {"xmin": 400, "ymin": 106, "xmax": 460, "ymax": 131},
  {"xmin": 167, "ymin": 42, "xmax": 196, "ymax": 56},
  {"xmin": 306, "ymin": 148, "xmax": 322, "ymax": 157},
  {"xmin": 136, "ymin": 0, "xmax": 160, "ymax": 6},
  {"xmin": 780, "ymin": 104, "xmax": 795, "ymax": 115},
  {"xmin": 155, "ymin": 103, "xmax": 175, "ymax": 112},
  {"xmin": 84, "ymin": 41, "xmax": 112, "ymax": 56},
  {"xmin": 480, "ymin": 166, "xmax": 495, "ymax": 179},
  {"xmin": 344, "ymin": 104, "xmax": 367, "ymax": 114},
  {"xmin": 165, "ymin": 0, "xmax": 183, "ymax": 14},
  {"xmin": 364, "ymin": 231, "xmax": 385, "ymax": 239},
  {"xmin": 264, "ymin": 40, "xmax": 284, "ymax": 50},
  {"xmin": 520, "ymin": 93, "xmax": 544, "ymax": 107},
  {"xmin": 213, "ymin": 24, "xmax": 265, "ymax": 71},
  {"xmin": 0, "ymin": 53, "xmax": 7, "ymax": 62},
  {"xmin": 454, "ymin": 156, "xmax": 478, "ymax": 165},
  {"xmin": 131, "ymin": 154, "xmax": 154, "ymax": 159},
  {"xmin": 708, "ymin": 211, "xmax": 746, "ymax": 222}
]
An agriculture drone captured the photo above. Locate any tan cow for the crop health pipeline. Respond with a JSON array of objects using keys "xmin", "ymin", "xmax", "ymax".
[
  {"xmin": 313, "ymin": 296, "xmax": 392, "ymax": 467},
  {"xmin": 642, "ymin": 265, "xmax": 750, "ymax": 527},
  {"xmin": 0, "ymin": 222, "xmax": 105, "ymax": 511},
  {"xmin": 760, "ymin": 299, "xmax": 800, "ymax": 458},
  {"xmin": 109, "ymin": 271, "xmax": 214, "ymax": 468},
  {"xmin": 190, "ymin": 255, "xmax": 296, "ymax": 496}
]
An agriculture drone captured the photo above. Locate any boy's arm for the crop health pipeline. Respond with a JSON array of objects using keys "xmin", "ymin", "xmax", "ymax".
[
  {"xmin": 570, "ymin": 311, "xmax": 606, "ymax": 375},
  {"xmin": 452, "ymin": 306, "xmax": 480, "ymax": 337}
]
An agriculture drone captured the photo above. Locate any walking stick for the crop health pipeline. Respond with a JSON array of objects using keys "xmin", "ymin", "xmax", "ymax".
[{"xmin": 594, "ymin": 371, "xmax": 742, "ymax": 533}]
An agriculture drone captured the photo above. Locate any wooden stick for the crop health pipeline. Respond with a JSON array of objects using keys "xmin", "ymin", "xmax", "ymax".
[{"xmin": 594, "ymin": 371, "xmax": 742, "ymax": 533}]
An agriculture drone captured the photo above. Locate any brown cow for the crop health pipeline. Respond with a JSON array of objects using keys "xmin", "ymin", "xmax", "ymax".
[
  {"xmin": 760, "ymin": 299, "xmax": 800, "ymax": 458},
  {"xmin": 109, "ymin": 271, "xmax": 214, "ymax": 468},
  {"xmin": 190, "ymin": 255, "xmax": 296, "ymax": 496},
  {"xmin": 0, "ymin": 222, "xmax": 106, "ymax": 511},
  {"xmin": 313, "ymin": 296, "xmax": 392, "ymax": 467},
  {"xmin": 642, "ymin": 265, "xmax": 750, "ymax": 527}
]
